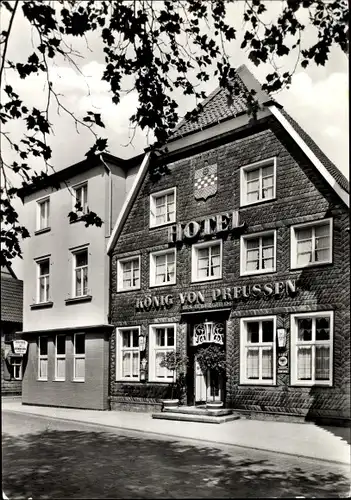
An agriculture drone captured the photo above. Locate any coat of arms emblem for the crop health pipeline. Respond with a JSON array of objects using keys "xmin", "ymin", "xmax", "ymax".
[{"xmin": 194, "ymin": 163, "xmax": 218, "ymax": 201}]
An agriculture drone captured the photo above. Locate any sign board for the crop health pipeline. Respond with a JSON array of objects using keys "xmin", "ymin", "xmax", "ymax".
[{"xmin": 12, "ymin": 340, "xmax": 28, "ymax": 355}]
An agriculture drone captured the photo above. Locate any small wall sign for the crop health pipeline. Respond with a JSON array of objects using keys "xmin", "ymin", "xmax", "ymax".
[
  {"xmin": 12, "ymin": 340, "xmax": 28, "ymax": 355},
  {"xmin": 277, "ymin": 355, "xmax": 289, "ymax": 374}
]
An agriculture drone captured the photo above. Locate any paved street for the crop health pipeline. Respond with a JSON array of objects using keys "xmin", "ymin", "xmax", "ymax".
[{"xmin": 2, "ymin": 411, "xmax": 350, "ymax": 499}]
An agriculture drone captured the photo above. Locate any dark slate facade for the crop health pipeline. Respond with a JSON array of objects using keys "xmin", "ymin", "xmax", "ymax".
[{"xmin": 108, "ymin": 70, "xmax": 350, "ymax": 425}]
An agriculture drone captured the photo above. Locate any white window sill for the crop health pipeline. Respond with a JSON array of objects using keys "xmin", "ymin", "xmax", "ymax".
[
  {"xmin": 148, "ymin": 378, "xmax": 175, "ymax": 383},
  {"xmin": 54, "ymin": 379, "xmax": 65, "ymax": 382},
  {"xmin": 291, "ymin": 381, "xmax": 332, "ymax": 387},
  {"xmin": 117, "ymin": 287, "xmax": 141, "ymax": 293},
  {"xmin": 149, "ymin": 281, "xmax": 176, "ymax": 288},
  {"xmin": 116, "ymin": 377, "xmax": 141, "ymax": 382},
  {"xmin": 191, "ymin": 275, "xmax": 222, "ymax": 284},
  {"xmin": 240, "ymin": 197, "xmax": 276, "ymax": 208},
  {"xmin": 37, "ymin": 378, "xmax": 48, "ymax": 382},
  {"xmin": 239, "ymin": 380, "xmax": 276, "ymax": 386},
  {"xmin": 150, "ymin": 221, "xmax": 176, "ymax": 230},
  {"xmin": 290, "ymin": 261, "xmax": 332, "ymax": 271},
  {"xmin": 240, "ymin": 268, "xmax": 276, "ymax": 277},
  {"xmin": 72, "ymin": 379, "xmax": 85, "ymax": 383}
]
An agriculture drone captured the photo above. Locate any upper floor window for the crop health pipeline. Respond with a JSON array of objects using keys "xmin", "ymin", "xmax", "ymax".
[
  {"xmin": 150, "ymin": 188, "xmax": 176, "ymax": 228},
  {"xmin": 240, "ymin": 158, "xmax": 276, "ymax": 206},
  {"xmin": 37, "ymin": 258, "xmax": 50, "ymax": 303},
  {"xmin": 191, "ymin": 240, "xmax": 222, "ymax": 283},
  {"xmin": 37, "ymin": 197, "xmax": 50, "ymax": 230},
  {"xmin": 74, "ymin": 183, "xmax": 88, "ymax": 214},
  {"xmin": 73, "ymin": 333, "xmax": 85, "ymax": 381},
  {"xmin": 117, "ymin": 256, "xmax": 140, "ymax": 292},
  {"xmin": 291, "ymin": 219, "xmax": 332, "ymax": 269},
  {"xmin": 240, "ymin": 316, "xmax": 276, "ymax": 385},
  {"xmin": 291, "ymin": 311, "xmax": 333, "ymax": 386},
  {"xmin": 150, "ymin": 249, "xmax": 176, "ymax": 287},
  {"xmin": 116, "ymin": 327, "xmax": 140, "ymax": 381},
  {"xmin": 149, "ymin": 324, "xmax": 176, "ymax": 382},
  {"xmin": 241, "ymin": 231, "xmax": 276, "ymax": 276},
  {"xmin": 38, "ymin": 336, "xmax": 48, "ymax": 381},
  {"xmin": 73, "ymin": 249, "xmax": 88, "ymax": 297}
]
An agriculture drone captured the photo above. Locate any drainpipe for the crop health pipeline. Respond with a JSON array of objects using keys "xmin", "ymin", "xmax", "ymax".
[{"xmin": 100, "ymin": 155, "xmax": 113, "ymax": 237}]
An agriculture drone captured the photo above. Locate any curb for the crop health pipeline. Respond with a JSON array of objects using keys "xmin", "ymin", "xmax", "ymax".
[{"xmin": 3, "ymin": 408, "xmax": 350, "ymax": 467}]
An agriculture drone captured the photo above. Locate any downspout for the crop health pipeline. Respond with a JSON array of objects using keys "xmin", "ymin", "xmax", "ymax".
[{"xmin": 100, "ymin": 154, "xmax": 113, "ymax": 237}]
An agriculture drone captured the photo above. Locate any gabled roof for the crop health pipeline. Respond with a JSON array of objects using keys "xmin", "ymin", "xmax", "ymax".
[{"xmin": 1, "ymin": 272, "xmax": 23, "ymax": 324}]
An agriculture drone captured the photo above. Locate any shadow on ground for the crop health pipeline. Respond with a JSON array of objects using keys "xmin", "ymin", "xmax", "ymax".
[
  {"xmin": 315, "ymin": 424, "xmax": 351, "ymax": 446},
  {"xmin": 2, "ymin": 429, "xmax": 350, "ymax": 499}
]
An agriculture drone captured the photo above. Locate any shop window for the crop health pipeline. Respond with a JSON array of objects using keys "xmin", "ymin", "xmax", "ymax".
[
  {"xmin": 73, "ymin": 183, "xmax": 88, "ymax": 214},
  {"xmin": 291, "ymin": 311, "xmax": 333, "ymax": 386},
  {"xmin": 10, "ymin": 357, "xmax": 22, "ymax": 380},
  {"xmin": 116, "ymin": 327, "xmax": 140, "ymax": 381},
  {"xmin": 37, "ymin": 258, "xmax": 50, "ymax": 303},
  {"xmin": 73, "ymin": 249, "xmax": 88, "ymax": 297},
  {"xmin": 291, "ymin": 219, "xmax": 332, "ymax": 269},
  {"xmin": 150, "ymin": 188, "xmax": 176, "ymax": 228},
  {"xmin": 117, "ymin": 256, "xmax": 140, "ymax": 292},
  {"xmin": 191, "ymin": 240, "xmax": 222, "ymax": 283},
  {"xmin": 38, "ymin": 336, "xmax": 48, "ymax": 380},
  {"xmin": 37, "ymin": 197, "xmax": 50, "ymax": 230},
  {"xmin": 240, "ymin": 316, "xmax": 276, "ymax": 385},
  {"xmin": 55, "ymin": 335, "xmax": 66, "ymax": 381},
  {"xmin": 149, "ymin": 324, "xmax": 176, "ymax": 382},
  {"xmin": 241, "ymin": 231, "xmax": 276, "ymax": 275},
  {"xmin": 150, "ymin": 249, "xmax": 176, "ymax": 287},
  {"xmin": 240, "ymin": 158, "xmax": 276, "ymax": 206},
  {"xmin": 73, "ymin": 333, "xmax": 85, "ymax": 381}
]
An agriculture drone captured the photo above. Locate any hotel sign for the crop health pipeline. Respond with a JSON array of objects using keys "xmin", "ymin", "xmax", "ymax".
[
  {"xmin": 12, "ymin": 340, "xmax": 28, "ymax": 355},
  {"xmin": 168, "ymin": 210, "xmax": 244, "ymax": 243},
  {"xmin": 135, "ymin": 279, "xmax": 297, "ymax": 311}
]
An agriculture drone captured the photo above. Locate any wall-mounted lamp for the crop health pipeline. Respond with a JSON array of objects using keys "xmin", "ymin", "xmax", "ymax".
[
  {"xmin": 140, "ymin": 358, "xmax": 147, "ymax": 381},
  {"xmin": 139, "ymin": 333, "xmax": 146, "ymax": 352},
  {"xmin": 277, "ymin": 328, "xmax": 287, "ymax": 349}
]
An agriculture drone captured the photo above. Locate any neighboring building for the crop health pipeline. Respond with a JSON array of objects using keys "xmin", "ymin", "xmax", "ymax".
[
  {"xmin": 20, "ymin": 153, "xmax": 142, "ymax": 409},
  {"xmin": 107, "ymin": 65, "xmax": 350, "ymax": 425},
  {"xmin": 1, "ymin": 264, "xmax": 24, "ymax": 395}
]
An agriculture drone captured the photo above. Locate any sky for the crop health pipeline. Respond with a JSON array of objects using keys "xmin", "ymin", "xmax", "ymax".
[{"xmin": 1, "ymin": 1, "xmax": 349, "ymax": 279}]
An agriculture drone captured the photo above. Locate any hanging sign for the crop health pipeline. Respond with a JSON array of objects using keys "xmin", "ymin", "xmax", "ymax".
[{"xmin": 12, "ymin": 340, "xmax": 28, "ymax": 355}]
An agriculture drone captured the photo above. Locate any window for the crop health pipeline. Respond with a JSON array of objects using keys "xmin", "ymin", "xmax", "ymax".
[
  {"xmin": 192, "ymin": 240, "xmax": 222, "ymax": 282},
  {"xmin": 116, "ymin": 327, "xmax": 140, "ymax": 381},
  {"xmin": 149, "ymin": 324, "xmax": 176, "ymax": 382},
  {"xmin": 73, "ymin": 249, "xmax": 88, "ymax": 297},
  {"xmin": 10, "ymin": 358, "xmax": 22, "ymax": 380},
  {"xmin": 240, "ymin": 317, "xmax": 276, "ymax": 385},
  {"xmin": 37, "ymin": 258, "xmax": 50, "ymax": 303},
  {"xmin": 150, "ymin": 249, "xmax": 176, "ymax": 287},
  {"xmin": 117, "ymin": 256, "xmax": 140, "ymax": 292},
  {"xmin": 55, "ymin": 335, "xmax": 66, "ymax": 381},
  {"xmin": 37, "ymin": 198, "xmax": 50, "ymax": 230},
  {"xmin": 241, "ymin": 158, "xmax": 276, "ymax": 206},
  {"xmin": 38, "ymin": 336, "xmax": 48, "ymax": 380},
  {"xmin": 291, "ymin": 219, "xmax": 332, "ymax": 269},
  {"xmin": 291, "ymin": 311, "xmax": 333, "ymax": 386},
  {"xmin": 74, "ymin": 183, "xmax": 88, "ymax": 214},
  {"xmin": 241, "ymin": 231, "xmax": 276, "ymax": 275},
  {"xmin": 73, "ymin": 333, "xmax": 85, "ymax": 381},
  {"xmin": 150, "ymin": 188, "xmax": 176, "ymax": 227}
]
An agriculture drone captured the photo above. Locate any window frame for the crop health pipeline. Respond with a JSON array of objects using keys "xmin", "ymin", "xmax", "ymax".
[
  {"xmin": 116, "ymin": 326, "xmax": 141, "ymax": 382},
  {"xmin": 37, "ymin": 196, "xmax": 50, "ymax": 230},
  {"xmin": 73, "ymin": 333, "xmax": 85, "ymax": 382},
  {"xmin": 240, "ymin": 230, "xmax": 277, "ymax": 276},
  {"xmin": 55, "ymin": 334, "xmax": 66, "ymax": 381},
  {"xmin": 73, "ymin": 182, "xmax": 88, "ymax": 214},
  {"xmin": 240, "ymin": 157, "xmax": 277, "ymax": 207},
  {"xmin": 290, "ymin": 311, "xmax": 333, "ymax": 387},
  {"xmin": 72, "ymin": 248, "xmax": 89, "ymax": 298},
  {"xmin": 149, "ymin": 248, "xmax": 177, "ymax": 288},
  {"xmin": 117, "ymin": 255, "xmax": 141, "ymax": 292},
  {"xmin": 10, "ymin": 357, "xmax": 22, "ymax": 380},
  {"xmin": 37, "ymin": 257, "xmax": 50, "ymax": 304},
  {"xmin": 240, "ymin": 315, "xmax": 277, "ymax": 386},
  {"xmin": 38, "ymin": 336, "xmax": 48, "ymax": 381},
  {"xmin": 290, "ymin": 218, "xmax": 333, "ymax": 270},
  {"xmin": 149, "ymin": 187, "xmax": 177, "ymax": 228},
  {"xmin": 148, "ymin": 323, "xmax": 177, "ymax": 382},
  {"xmin": 191, "ymin": 239, "xmax": 223, "ymax": 283}
]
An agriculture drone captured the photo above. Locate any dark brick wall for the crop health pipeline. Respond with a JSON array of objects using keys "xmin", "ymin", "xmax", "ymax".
[{"xmin": 109, "ymin": 119, "xmax": 350, "ymax": 420}]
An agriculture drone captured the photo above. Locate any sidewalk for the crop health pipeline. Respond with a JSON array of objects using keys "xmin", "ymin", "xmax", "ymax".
[{"xmin": 2, "ymin": 399, "xmax": 350, "ymax": 465}]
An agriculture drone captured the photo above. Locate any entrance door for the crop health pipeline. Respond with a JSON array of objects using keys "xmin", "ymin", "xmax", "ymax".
[{"xmin": 194, "ymin": 359, "xmax": 222, "ymax": 403}]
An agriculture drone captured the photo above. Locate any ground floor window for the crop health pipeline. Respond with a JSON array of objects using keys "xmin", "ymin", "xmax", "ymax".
[
  {"xmin": 38, "ymin": 336, "xmax": 48, "ymax": 380},
  {"xmin": 116, "ymin": 327, "xmax": 140, "ymax": 381},
  {"xmin": 291, "ymin": 311, "xmax": 333, "ymax": 386},
  {"xmin": 10, "ymin": 357, "xmax": 22, "ymax": 380},
  {"xmin": 148, "ymin": 323, "xmax": 176, "ymax": 382},
  {"xmin": 55, "ymin": 335, "xmax": 66, "ymax": 381},
  {"xmin": 73, "ymin": 333, "xmax": 85, "ymax": 381},
  {"xmin": 240, "ymin": 316, "xmax": 276, "ymax": 385}
]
